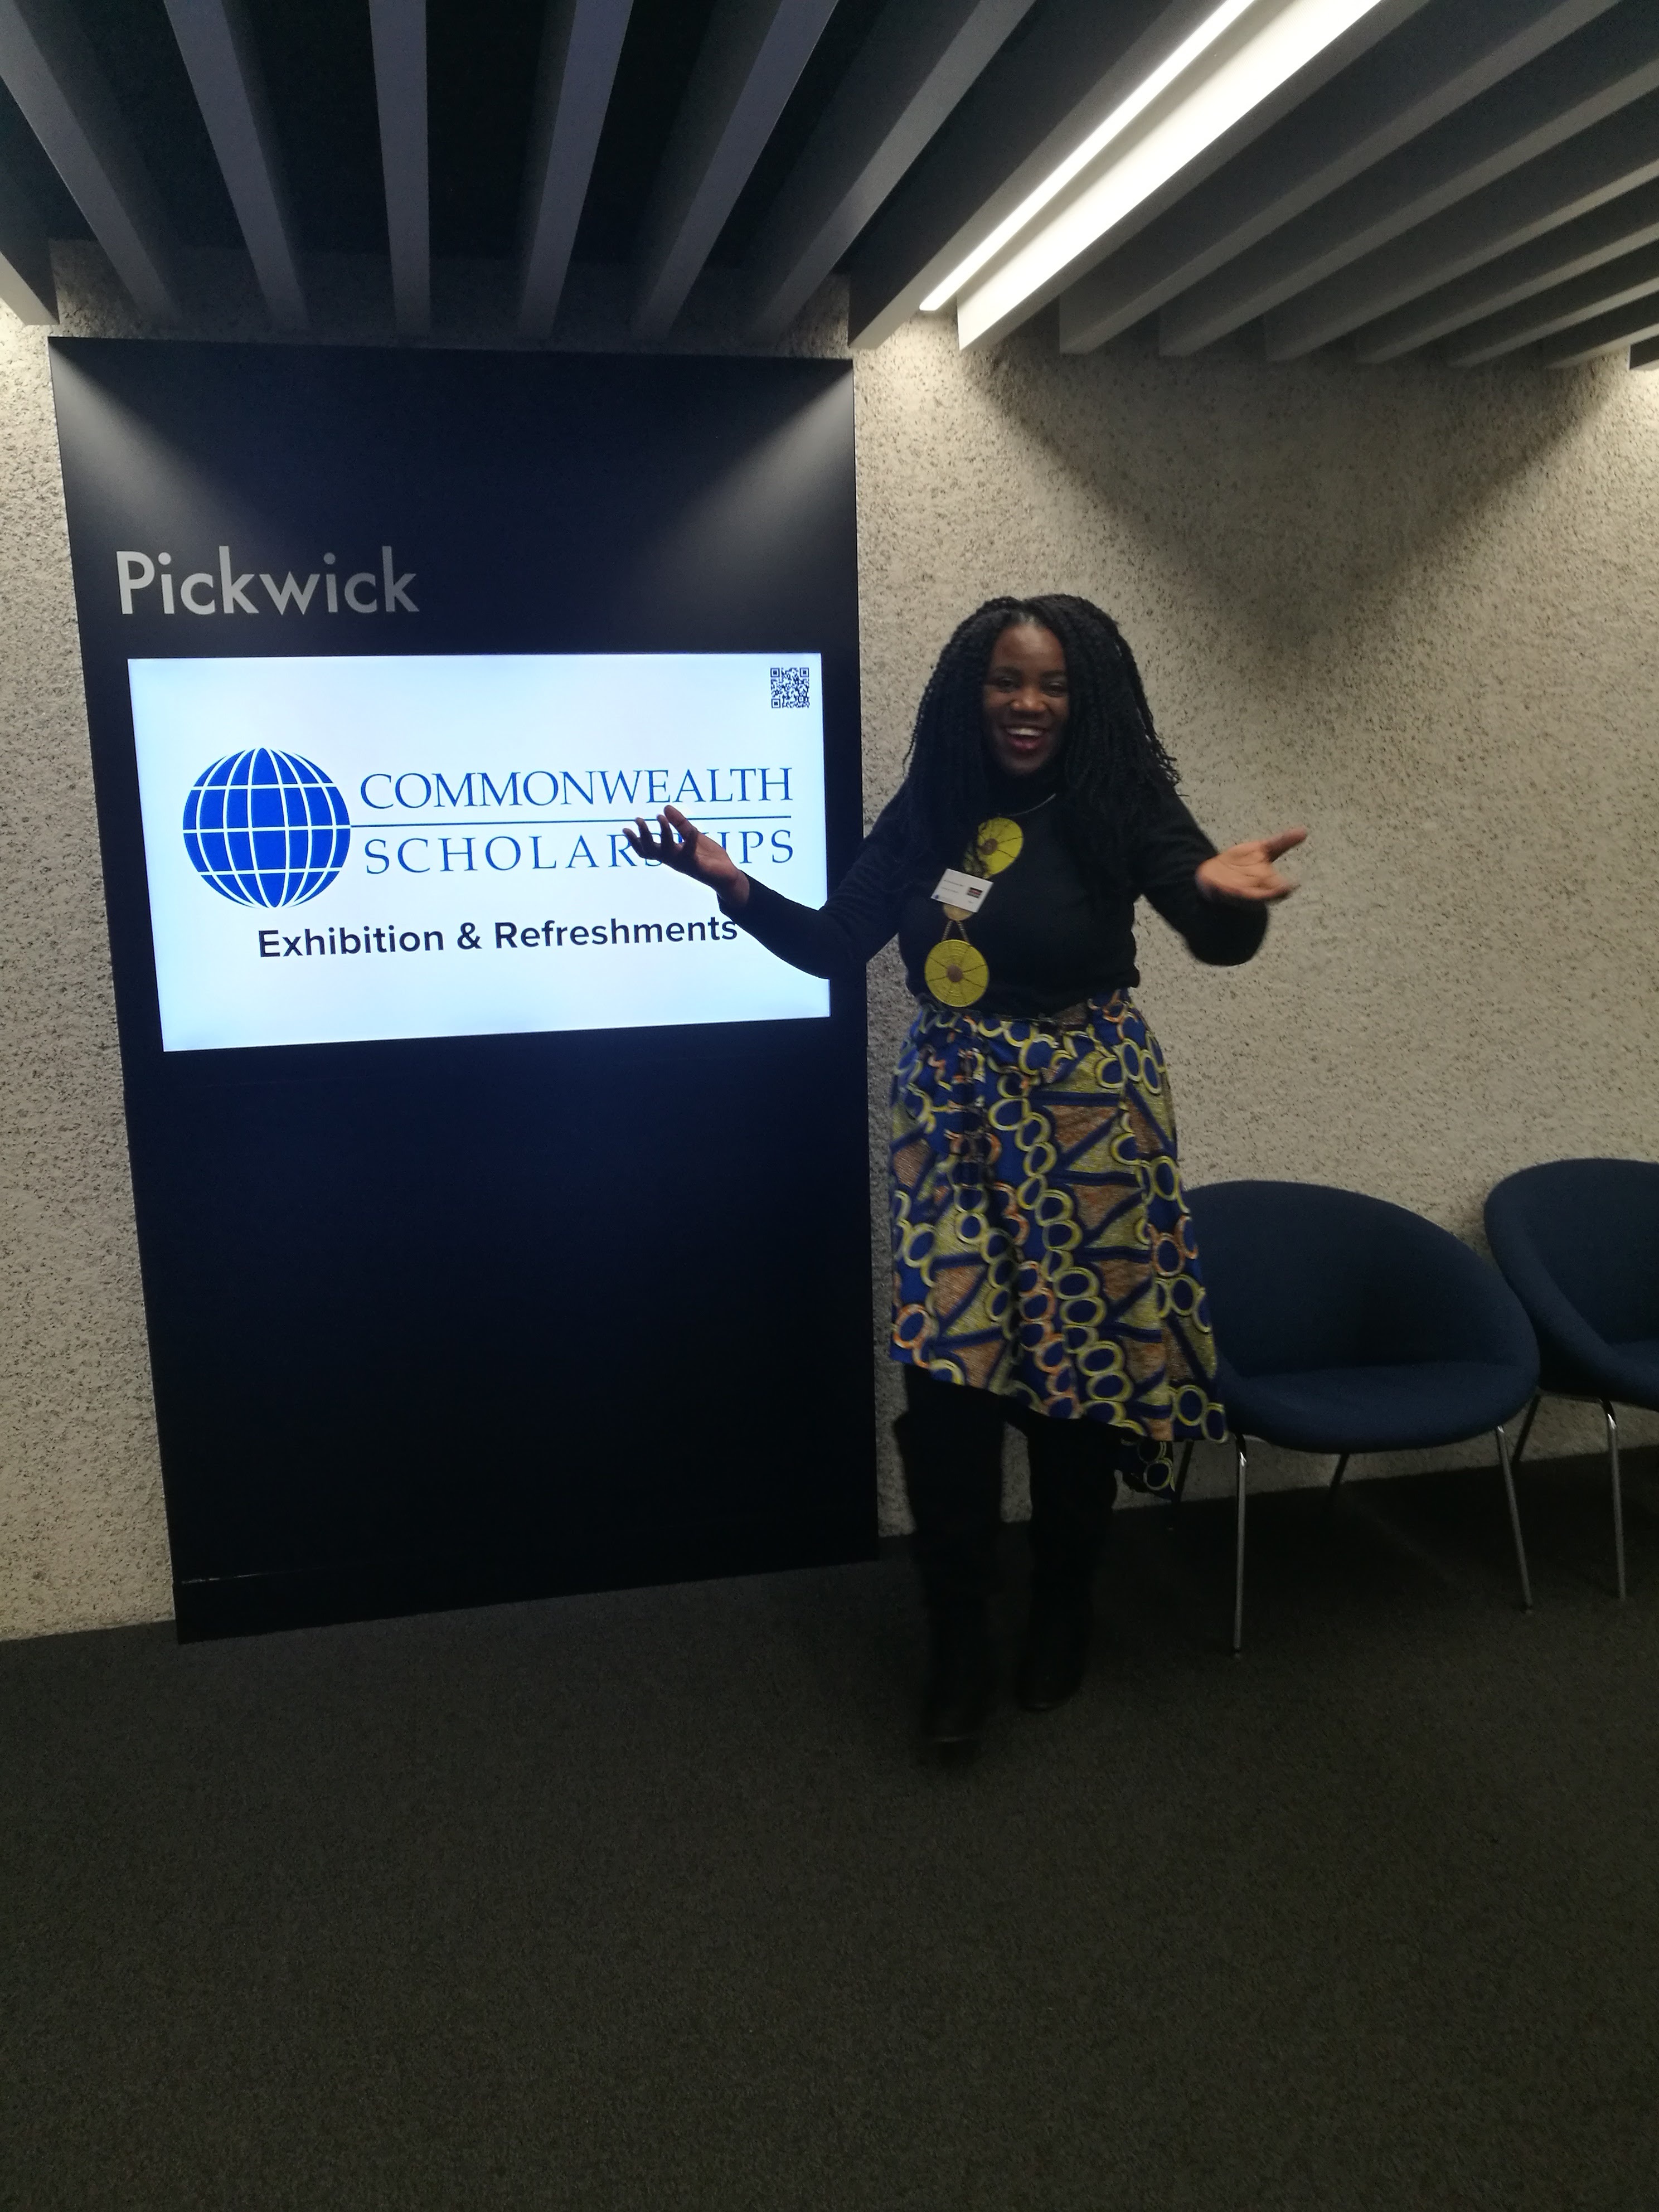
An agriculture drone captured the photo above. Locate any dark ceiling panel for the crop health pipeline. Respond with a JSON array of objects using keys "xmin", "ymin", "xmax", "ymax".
[
  {"xmin": 241, "ymin": 0, "xmax": 387, "ymax": 255},
  {"xmin": 429, "ymin": 0, "xmax": 545, "ymax": 260},
  {"xmin": 76, "ymin": 0, "xmax": 241, "ymax": 249},
  {"xmin": 708, "ymin": 0, "xmax": 888, "ymax": 269},
  {"xmin": 820, "ymin": 0, "xmax": 1059, "ymax": 284},
  {"xmin": 571, "ymin": 0, "xmax": 719, "ymax": 266},
  {"xmin": 0, "ymin": 73, "xmax": 87, "ymax": 239}
]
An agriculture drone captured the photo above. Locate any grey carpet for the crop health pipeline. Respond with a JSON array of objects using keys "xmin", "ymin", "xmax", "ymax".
[{"xmin": 3, "ymin": 1453, "xmax": 1657, "ymax": 2211}]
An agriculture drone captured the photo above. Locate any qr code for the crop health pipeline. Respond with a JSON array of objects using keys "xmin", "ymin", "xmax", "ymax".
[{"xmin": 770, "ymin": 664, "xmax": 811, "ymax": 709}]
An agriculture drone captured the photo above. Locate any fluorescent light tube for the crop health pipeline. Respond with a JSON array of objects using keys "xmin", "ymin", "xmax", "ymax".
[
  {"xmin": 940, "ymin": 0, "xmax": 1390, "ymax": 348},
  {"xmin": 920, "ymin": 0, "xmax": 1260, "ymax": 313}
]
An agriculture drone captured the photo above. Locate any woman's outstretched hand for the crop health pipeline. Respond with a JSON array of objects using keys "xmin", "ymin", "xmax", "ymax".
[
  {"xmin": 1196, "ymin": 827, "xmax": 1306, "ymax": 905},
  {"xmin": 623, "ymin": 806, "xmax": 750, "ymax": 907}
]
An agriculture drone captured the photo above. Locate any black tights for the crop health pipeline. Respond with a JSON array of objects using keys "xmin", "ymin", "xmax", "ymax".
[{"xmin": 894, "ymin": 1367, "xmax": 1123, "ymax": 1608}]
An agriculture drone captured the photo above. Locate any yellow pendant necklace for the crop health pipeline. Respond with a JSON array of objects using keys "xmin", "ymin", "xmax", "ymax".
[{"xmin": 924, "ymin": 811, "xmax": 1030, "ymax": 1008}]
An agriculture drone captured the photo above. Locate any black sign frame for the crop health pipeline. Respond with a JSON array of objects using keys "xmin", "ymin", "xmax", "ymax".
[{"xmin": 51, "ymin": 339, "xmax": 875, "ymax": 1639}]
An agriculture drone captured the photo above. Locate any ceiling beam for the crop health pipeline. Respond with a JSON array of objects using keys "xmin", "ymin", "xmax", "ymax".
[
  {"xmin": 1289, "ymin": 89, "xmax": 1659, "ymax": 360},
  {"xmin": 1161, "ymin": 2, "xmax": 1659, "ymax": 356},
  {"xmin": 367, "ymin": 0, "xmax": 428, "ymax": 337},
  {"xmin": 843, "ymin": 0, "xmax": 1222, "ymax": 351},
  {"xmin": 1352, "ymin": 165, "xmax": 1659, "ymax": 358},
  {"xmin": 518, "ymin": 0, "xmax": 634, "ymax": 339},
  {"xmin": 1539, "ymin": 289, "xmax": 1659, "ymax": 363},
  {"xmin": 0, "ymin": 153, "xmax": 53, "ymax": 320},
  {"xmin": 0, "ymin": 0, "xmax": 179, "ymax": 323},
  {"xmin": 1440, "ymin": 234, "xmax": 1659, "ymax": 362},
  {"xmin": 1056, "ymin": 0, "xmax": 1605, "ymax": 355},
  {"xmin": 1631, "ymin": 332, "xmax": 1659, "ymax": 366},
  {"xmin": 1265, "ymin": 37, "xmax": 1659, "ymax": 356},
  {"xmin": 744, "ymin": 0, "xmax": 1035, "ymax": 347},
  {"xmin": 632, "ymin": 0, "xmax": 837, "ymax": 342},
  {"xmin": 162, "ymin": 0, "xmax": 305, "ymax": 332}
]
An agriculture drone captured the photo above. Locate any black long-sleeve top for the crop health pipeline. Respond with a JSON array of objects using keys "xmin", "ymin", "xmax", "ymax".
[{"xmin": 722, "ymin": 774, "xmax": 1265, "ymax": 1018}]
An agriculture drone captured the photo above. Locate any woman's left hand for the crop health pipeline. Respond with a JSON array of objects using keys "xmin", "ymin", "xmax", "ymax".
[{"xmin": 1196, "ymin": 827, "xmax": 1306, "ymax": 905}]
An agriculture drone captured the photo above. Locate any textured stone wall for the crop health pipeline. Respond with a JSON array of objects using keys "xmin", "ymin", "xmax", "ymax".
[
  {"xmin": 3, "ymin": 257, "xmax": 1656, "ymax": 1636},
  {"xmin": 858, "ymin": 314, "xmax": 1659, "ymax": 1529},
  {"xmin": 0, "ymin": 275, "xmax": 172, "ymax": 1640}
]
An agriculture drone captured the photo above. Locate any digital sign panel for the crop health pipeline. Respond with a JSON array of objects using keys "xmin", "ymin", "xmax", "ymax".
[{"xmin": 130, "ymin": 651, "xmax": 829, "ymax": 1050}]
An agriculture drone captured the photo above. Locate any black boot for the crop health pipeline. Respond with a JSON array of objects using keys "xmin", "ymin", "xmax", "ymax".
[
  {"xmin": 896, "ymin": 1371, "xmax": 1007, "ymax": 1757},
  {"xmin": 1016, "ymin": 1414, "xmax": 1118, "ymax": 1713},
  {"xmin": 1016, "ymin": 1585, "xmax": 1093, "ymax": 1711},
  {"xmin": 921, "ymin": 1598, "xmax": 996, "ymax": 1753}
]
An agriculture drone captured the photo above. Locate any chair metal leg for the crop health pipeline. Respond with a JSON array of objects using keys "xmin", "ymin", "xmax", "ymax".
[
  {"xmin": 1511, "ymin": 1392, "xmax": 1541, "ymax": 1471},
  {"xmin": 1173, "ymin": 1438, "xmax": 1195, "ymax": 1508},
  {"xmin": 1495, "ymin": 1424, "xmax": 1532, "ymax": 1612},
  {"xmin": 1324, "ymin": 1452, "xmax": 1350, "ymax": 1514},
  {"xmin": 1232, "ymin": 1434, "xmax": 1248, "ymax": 1656},
  {"xmin": 1603, "ymin": 1401, "xmax": 1627, "ymax": 1602}
]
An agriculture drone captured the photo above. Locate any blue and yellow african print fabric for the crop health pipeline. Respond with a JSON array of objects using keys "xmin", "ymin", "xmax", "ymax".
[{"xmin": 889, "ymin": 993, "xmax": 1226, "ymax": 1487}]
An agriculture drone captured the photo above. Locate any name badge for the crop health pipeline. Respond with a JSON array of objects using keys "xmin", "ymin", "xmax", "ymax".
[{"xmin": 933, "ymin": 867, "xmax": 993, "ymax": 913}]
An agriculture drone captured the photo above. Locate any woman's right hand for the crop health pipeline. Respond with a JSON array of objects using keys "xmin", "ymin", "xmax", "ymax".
[{"xmin": 623, "ymin": 806, "xmax": 749, "ymax": 906}]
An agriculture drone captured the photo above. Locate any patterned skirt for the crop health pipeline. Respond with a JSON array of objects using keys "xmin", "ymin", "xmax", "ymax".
[{"xmin": 889, "ymin": 993, "xmax": 1227, "ymax": 1491}]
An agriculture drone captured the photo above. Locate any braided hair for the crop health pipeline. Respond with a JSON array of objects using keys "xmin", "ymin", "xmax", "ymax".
[{"xmin": 896, "ymin": 594, "xmax": 1180, "ymax": 887}]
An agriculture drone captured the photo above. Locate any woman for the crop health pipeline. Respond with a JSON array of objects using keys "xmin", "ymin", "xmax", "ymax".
[{"xmin": 629, "ymin": 595, "xmax": 1301, "ymax": 1754}]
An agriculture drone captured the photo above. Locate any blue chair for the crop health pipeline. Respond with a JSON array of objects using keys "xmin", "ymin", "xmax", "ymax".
[
  {"xmin": 1183, "ymin": 1181, "xmax": 1538, "ymax": 1651},
  {"xmin": 1484, "ymin": 1159, "xmax": 1659, "ymax": 1601}
]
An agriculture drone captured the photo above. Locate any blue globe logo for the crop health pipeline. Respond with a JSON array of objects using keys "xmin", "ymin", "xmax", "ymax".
[{"xmin": 182, "ymin": 748, "xmax": 350, "ymax": 906}]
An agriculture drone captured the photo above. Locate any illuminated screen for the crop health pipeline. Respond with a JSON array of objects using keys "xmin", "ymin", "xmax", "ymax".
[{"xmin": 130, "ymin": 651, "xmax": 830, "ymax": 1051}]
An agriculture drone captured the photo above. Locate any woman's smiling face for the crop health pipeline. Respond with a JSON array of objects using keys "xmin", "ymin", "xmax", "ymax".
[{"xmin": 981, "ymin": 621, "xmax": 1069, "ymax": 777}]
